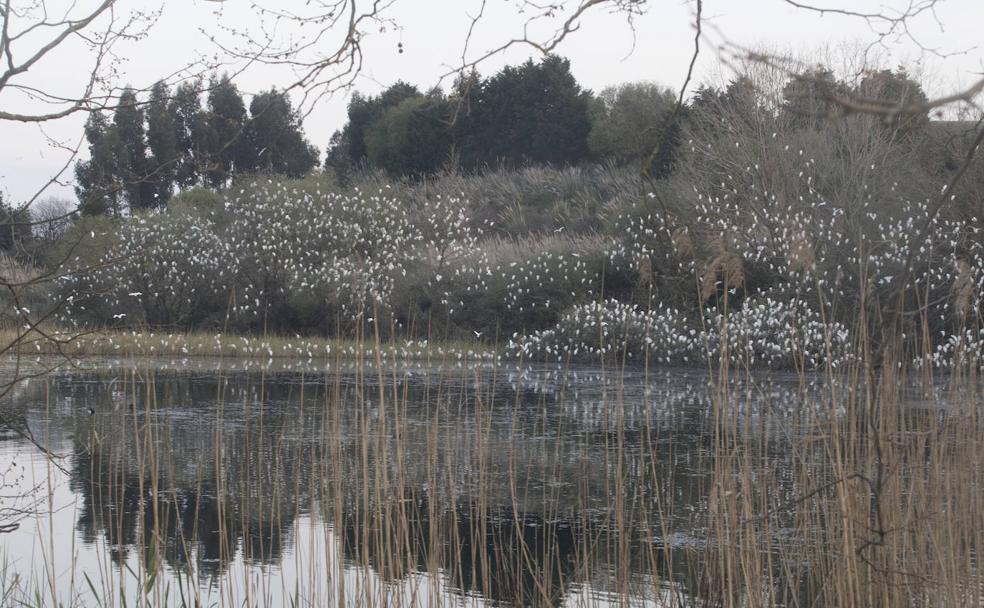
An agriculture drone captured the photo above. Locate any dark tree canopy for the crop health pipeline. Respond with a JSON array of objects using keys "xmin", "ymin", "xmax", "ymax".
[
  {"xmin": 146, "ymin": 81, "xmax": 180, "ymax": 206},
  {"xmin": 325, "ymin": 81, "xmax": 421, "ymax": 175},
  {"xmin": 587, "ymin": 82, "xmax": 681, "ymax": 177},
  {"xmin": 781, "ymin": 67, "xmax": 848, "ymax": 128},
  {"xmin": 205, "ymin": 74, "xmax": 248, "ymax": 188},
  {"xmin": 365, "ymin": 92, "xmax": 452, "ymax": 177},
  {"xmin": 458, "ymin": 55, "xmax": 592, "ymax": 169},
  {"xmin": 326, "ymin": 56, "xmax": 594, "ymax": 178},
  {"xmin": 114, "ymin": 88, "xmax": 155, "ymax": 211},
  {"xmin": 75, "ymin": 112, "xmax": 122, "ymax": 216},
  {"xmin": 74, "ymin": 75, "xmax": 318, "ymax": 215},
  {"xmin": 855, "ymin": 68, "xmax": 930, "ymax": 135},
  {"xmin": 170, "ymin": 81, "xmax": 209, "ymax": 188},
  {"xmin": 241, "ymin": 89, "xmax": 319, "ymax": 177}
]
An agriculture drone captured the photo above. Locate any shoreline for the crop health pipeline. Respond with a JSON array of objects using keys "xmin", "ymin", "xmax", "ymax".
[{"xmin": 1, "ymin": 328, "xmax": 498, "ymax": 362}]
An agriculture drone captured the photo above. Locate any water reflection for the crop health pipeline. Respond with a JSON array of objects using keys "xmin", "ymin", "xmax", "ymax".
[{"xmin": 3, "ymin": 361, "xmax": 817, "ymax": 606}]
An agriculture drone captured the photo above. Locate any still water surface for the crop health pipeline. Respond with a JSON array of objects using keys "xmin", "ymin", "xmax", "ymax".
[{"xmin": 0, "ymin": 357, "xmax": 817, "ymax": 606}]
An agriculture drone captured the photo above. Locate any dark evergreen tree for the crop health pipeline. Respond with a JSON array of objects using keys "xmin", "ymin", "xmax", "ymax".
[
  {"xmin": 364, "ymin": 91, "xmax": 452, "ymax": 177},
  {"xmin": 205, "ymin": 74, "xmax": 247, "ymax": 188},
  {"xmin": 782, "ymin": 67, "xmax": 847, "ymax": 129},
  {"xmin": 114, "ymin": 88, "xmax": 155, "ymax": 211},
  {"xmin": 146, "ymin": 80, "xmax": 179, "ymax": 207},
  {"xmin": 722, "ymin": 76, "xmax": 763, "ymax": 128},
  {"xmin": 854, "ymin": 68, "xmax": 930, "ymax": 136},
  {"xmin": 324, "ymin": 129, "xmax": 353, "ymax": 184},
  {"xmin": 242, "ymin": 89, "xmax": 318, "ymax": 177},
  {"xmin": 0, "ymin": 191, "xmax": 31, "ymax": 253},
  {"xmin": 460, "ymin": 55, "xmax": 592, "ymax": 169},
  {"xmin": 170, "ymin": 80, "xmax": 209, "ymax": 188},
  {"xmin": 686, "ymin": 78, "xmax": 765, "ymax": 134},
  {"xmin": 688, "ymin": 85, "xmax": 724, "ymax": 116},
  {"xmin": 326, "ymin": 81, "xmax": 421, "ymax": 171},
  {"xmin": 447, "ymin": 69, "xmax": 482, "ymax": 168},
  {"xmin": 75, "ymin": 112, "xmax": 122, "ymax": 216},
  {"xmin": 587, "ymin": 82, "xmax": 680, "ymax": 175}
]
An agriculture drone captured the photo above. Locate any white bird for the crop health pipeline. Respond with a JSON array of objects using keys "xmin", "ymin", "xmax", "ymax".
[{"xmin": 473, "ymin": 330, "xmax": 482, "ymax": 338}]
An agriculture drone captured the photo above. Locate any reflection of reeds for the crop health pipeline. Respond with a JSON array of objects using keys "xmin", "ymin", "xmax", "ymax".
[{"xmin": 6, "ymin": 315, "xmax": 984, "ymax": 607}]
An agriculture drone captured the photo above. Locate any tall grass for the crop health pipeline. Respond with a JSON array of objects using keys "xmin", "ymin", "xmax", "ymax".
[{"xmin": 1, "ymin": 316, "xmax": 981, "ymax": 607}]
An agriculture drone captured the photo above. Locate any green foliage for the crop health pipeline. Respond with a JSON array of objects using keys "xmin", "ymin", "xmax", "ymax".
[
  {"xmin": 48, "ymin": 214, "xmax": 119, "ymax": 268},
  {"xmin": 169, "ymin": 80, "xmax": 209, "ymax": 188},
  {"xmin": 588, "ymin": 82, "xmax": 679, "ymax": 171},
  {"xmin": 328, "ymin": 56, "xmax": 593, "ymax": 178},
  {"xmin": 458, "ymin": 55, "xmax": 592, "ymax": 169},
  {"xmin": 0, "ymin": 192, "xmax": 32, "ymax": 255},
  {"xmin": 205, "ymin": 74, "xmax": 248, "ymax": 188},
  {"xmin": 146, "ymin": 80, "xmax": 180, "ymax": 206},
  {"xmin": 326, "ymin": 81, "xmax": 421, "ymax": 174},
  {"xmin": 75, "ymin": 75, "xmax": 320, "ymax": 217},
  {"xmin": 114, "ymin": 88, "xmax": 156, "ymax": 211},
  {"xmin": 48, "ymin": 214, "xmax": 121, "ymax": 323},
  {"xmin": 167, "ymin": 187, "xmax": 223, "ymax": 218},
  {"xmin": 75, "ymin": 112, "xmax": 122, "ymax": 216},
  {"xmin": 241, "ymin": 89, "xmax": 319, "ymax": 177},
  {"xmin": 365, "ymin": 93, "xmax": 452, "ymax": 177}
]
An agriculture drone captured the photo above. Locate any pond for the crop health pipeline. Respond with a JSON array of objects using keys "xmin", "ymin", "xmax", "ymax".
[{"xmin": 0, "ymin": 357, "xmax": 923, "ymax": 606}]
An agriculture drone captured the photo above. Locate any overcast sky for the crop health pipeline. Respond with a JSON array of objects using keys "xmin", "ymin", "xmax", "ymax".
[{"xmin": 2, "ymin": 0, "xmax": 983, "ymax": 207}]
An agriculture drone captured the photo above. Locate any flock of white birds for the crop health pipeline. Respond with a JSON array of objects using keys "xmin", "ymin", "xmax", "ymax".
[{"xmin": 52, "ymin": 141, "xmax": 984, "ymax": 370}]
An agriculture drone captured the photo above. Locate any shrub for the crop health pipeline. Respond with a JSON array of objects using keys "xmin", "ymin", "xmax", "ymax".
[{"xmin": 505, "ymin": 299, "xmax": 697, "ymax": 364}]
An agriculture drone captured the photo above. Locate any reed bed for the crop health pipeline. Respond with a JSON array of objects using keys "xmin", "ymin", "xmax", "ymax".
[{"xmin": 0, "ymin": 321, "xmax": 981, "ymax": 607}]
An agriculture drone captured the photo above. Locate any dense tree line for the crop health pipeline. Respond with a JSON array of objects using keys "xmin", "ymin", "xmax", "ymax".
[
  {"xmin": 326, "ymin": 56, "xmax": 645, "ymax": 179},
  {"xmin": 324, "ymin": 57, "xmax": 938, "ymax": 186},
  {"xmin": 74, "ymin": 75, "xmax": 319, "ymax": 216},
  {"xmin": 67, "ymin": 58, "xmax": 938, "ymax": 221}
]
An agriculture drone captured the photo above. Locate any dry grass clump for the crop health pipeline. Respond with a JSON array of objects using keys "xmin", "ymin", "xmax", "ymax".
[
  {"xmin": 0, "ymin": 253, "xmax": 40, "ymax": 286},
  {"xmin": 477, "ymin": 232, "xmax": 610, "ymax": 269},
  {"xmin": 697, "ymin": 335, "xmax": 984, "ymax": 607}
]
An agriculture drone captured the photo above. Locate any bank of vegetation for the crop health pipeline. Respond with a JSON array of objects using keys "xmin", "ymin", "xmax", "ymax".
[{"xmin": 4, "ymin": 56, "xmax": 984, "ymax": 369}]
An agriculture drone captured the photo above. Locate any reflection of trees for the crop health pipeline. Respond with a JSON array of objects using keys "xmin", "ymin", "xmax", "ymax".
[
  {"xmin": 24, "ymin": 365, "xmax": 812, "ymax": 604},
  {"xmin": 71, "ymin": 442, "xmax": 298, "ymax": 578},
  {"xmin": 336, "ymin": 490, "xmax": 583, "ymax": 606},
  {"xmin": 65, "ymin": 371, "xmax": 315, "ymax": 578}
]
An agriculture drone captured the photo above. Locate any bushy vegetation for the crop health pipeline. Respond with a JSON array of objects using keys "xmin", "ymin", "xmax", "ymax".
[
  {"xmin": 506, "ymin": 295, "xmax": 850, "ymax": 369},
  {"xmin": 57, "ymin": 175, "xmax": 486, "ymax": 337},
  {"xmin": 12, "ymin": 56, "xmax": 982, "ymax": 369},
  {"xmin": 50, "ymin": 132, "xmax": 984, "ymax": 370}
]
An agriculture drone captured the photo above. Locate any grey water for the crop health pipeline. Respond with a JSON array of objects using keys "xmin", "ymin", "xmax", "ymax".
[{"xmin": 0, "ymin": 357, "xmax": 819, "ymax": 607}]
